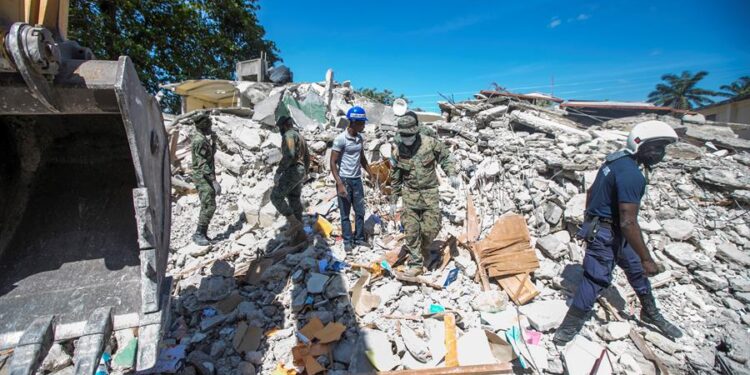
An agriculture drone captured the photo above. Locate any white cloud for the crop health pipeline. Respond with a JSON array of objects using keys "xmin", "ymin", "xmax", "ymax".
[
  {"xmin": 576, "ymin": 13, "xmax": 591, "ymax": 21},
  {"xmin": 548, "ymin": 17, "xmax": 562, "ymax": 28}
]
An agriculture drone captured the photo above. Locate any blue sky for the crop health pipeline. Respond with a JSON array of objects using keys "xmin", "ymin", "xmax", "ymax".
[{"xmin": 258, "ymin": 0, "xmax": 749, "ymax": 112}]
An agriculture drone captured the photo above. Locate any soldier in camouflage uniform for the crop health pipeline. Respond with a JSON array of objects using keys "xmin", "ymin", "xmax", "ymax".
[
  {"xmin": 191, "ymin": 113, "xmax": 221, "ymax": 245},
  {"xmin": 271, "ymin": 116, "xmax": 310, "ymax": 239},
  {"xmin": 393, "ymin": 111, "xmax": 436, "ymax": 144},
  {"xmin": 390, "ymin": 115, "xmax": 459, "ymax": 276}
]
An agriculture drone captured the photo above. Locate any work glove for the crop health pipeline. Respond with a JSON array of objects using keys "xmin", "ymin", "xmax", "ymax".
[
  {"xmin": 212, "ymin": 180, "xmax": 222, "ymax": 196},
  {"xmin": 450, "ymin": 176, "xmax": 461, "ymax": 189}
]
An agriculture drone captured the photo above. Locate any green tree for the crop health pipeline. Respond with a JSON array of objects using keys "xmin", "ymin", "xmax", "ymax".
[
  {"xmin": 356, "ymin": 87, "xmax": 410, "ymax": 106},
  {"xmin": 647, "ymin": 71, "xmax": 717, "ymax": 109},
  {"xmin": 718, "ymin": 76, "xmax": 750, "ymax": 98},
  {"xmin": 68, "ymin": 0, "xmax": 280, "ymax": 113}
]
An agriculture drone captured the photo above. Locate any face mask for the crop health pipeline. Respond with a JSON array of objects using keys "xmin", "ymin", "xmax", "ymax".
[
  {"xmin": 401, "ymin": 135, "xmax": 416, "ymax": 146},
  {"xmin": 638, "ymin": 143, "xmax": 667, "ymax": 167}
]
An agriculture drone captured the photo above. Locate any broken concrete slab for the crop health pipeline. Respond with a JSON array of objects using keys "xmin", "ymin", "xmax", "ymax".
[
  {"xmin": 661, "ymin": 219, "xmax": 695, "ymax": 240},
  {"xmin": 715, "ymin": 242, "xmax": 750, "ymax": 266},
  {"xmin": 457, "ymin": 328, "xmax": 499, "ymax": 366},
  {"xmin": 510, "ymin": 110, "xmax": 592, "ymax": 143},
  {"xmin": 251, "ymin": 92, "xmax": 282, "ymax": 126},
  {"xmin": 536, "ymin": 234, "xmax": 566, "ymax": 260},
  {"xmin": 401, "ymin": 324, "xmax": 430, "ymax": 363},
  {"xmin": 644, "ymin": 331, "xmax": 680, "ymax": 355},
  {"xmin": 480, "ymin": 309, "xmax": 529, "ymax": 332},
  {"xmin": 519, "ymin": 299, "xmax": 568, "ymax": 332},
  {"xmin": 361, "ymin": 328, "xmax": 399, "ymax": 371},
  {"xmin": 664, "ymin": 242, "xmax": 697, "ymax": 266},
  {"xmin": 596, "ymin": 321, "xmax": 631, "ymax": 341},
  {"xmin": 562, "ymin": 336, "xmax": 613, "ymax": 375},
  {"xmin": 470, "ymin": 290, "xmax": 508, "ymax": 313}
]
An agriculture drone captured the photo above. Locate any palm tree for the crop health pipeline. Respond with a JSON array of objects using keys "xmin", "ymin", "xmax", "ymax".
[
  {"xmin": 647, "ymin": 71, "xmax": 717, "ymax": 109},
  {"xmin": 718, "ymin": 76, "xmax": 750, "ymax": 98}
]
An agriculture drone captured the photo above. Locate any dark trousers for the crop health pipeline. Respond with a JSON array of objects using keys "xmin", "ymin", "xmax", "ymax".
[
  {"xmin": 338, "ymin": 177, "xmax": 366, "ymax": 247},
  {"xmin": 271, "ymin": 165, "xmax": 305, "ymax": 220},
  {"xmin": 571, "ymin": 222, "xmax": 651, "ymax": 312}
]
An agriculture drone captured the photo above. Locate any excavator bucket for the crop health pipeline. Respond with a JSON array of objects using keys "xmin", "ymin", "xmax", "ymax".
[{"xmin": 0, "ymin": 24, "xmax": 172, "ymax": 372}]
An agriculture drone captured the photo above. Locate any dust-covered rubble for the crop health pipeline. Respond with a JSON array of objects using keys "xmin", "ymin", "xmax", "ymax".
[{"xmin": 140, "ymin": 75, "xmax": 750, "ymax": 375}]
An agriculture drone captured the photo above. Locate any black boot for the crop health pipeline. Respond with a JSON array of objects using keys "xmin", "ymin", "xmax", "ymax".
[
  {"xmin": 192, "ymin": 224, "xmax": 210, "ymax": 246},
  {"xmin": 639, "ymin": 292, "xmax": 683, "ymax": 339},
  {"xmin": 553, "ymin": 306, "xmax": 588, "ymax": 345}
]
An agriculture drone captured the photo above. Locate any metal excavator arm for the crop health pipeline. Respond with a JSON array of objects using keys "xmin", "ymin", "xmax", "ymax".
[{"xmin": 1, "ymin": 1, "xmax": 172, "ymax": 373}]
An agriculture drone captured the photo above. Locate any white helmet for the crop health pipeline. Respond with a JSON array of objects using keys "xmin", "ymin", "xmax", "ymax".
[{"xmin": 625, "ymin": 120, "xmax": 678, "ymax": 155}]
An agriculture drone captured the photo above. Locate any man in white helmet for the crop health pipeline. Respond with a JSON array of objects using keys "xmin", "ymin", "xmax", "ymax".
[{"xmin": 554, "ymin": 120, "xmax": 683, "ymax": 345}]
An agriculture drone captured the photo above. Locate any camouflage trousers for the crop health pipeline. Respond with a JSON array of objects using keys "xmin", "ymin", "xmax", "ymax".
[
  {"xmin": 194, "ymin": 175, "xmax": 216, "ymax": 226},
  {"xmin": 401, "ymin": 206, "xmax": 441, "ymax": 266},
  {"xmin": 271, "ymin": 165, "xmax": 305, "ymax": 220}
]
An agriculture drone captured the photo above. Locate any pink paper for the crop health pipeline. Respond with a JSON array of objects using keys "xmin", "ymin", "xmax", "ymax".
[{"xmin": 524, "ymin": 329, "xmax": 542, "ymax": 345}]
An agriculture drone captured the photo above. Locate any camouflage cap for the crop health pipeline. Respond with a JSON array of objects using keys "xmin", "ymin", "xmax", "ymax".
[
  {"xmin": 193, "ymin": 113, "xmax": 211, "ymax": 130},
  {"xmin": 397, "ymin": 115, "xmax": 418, "ymax": 135}
]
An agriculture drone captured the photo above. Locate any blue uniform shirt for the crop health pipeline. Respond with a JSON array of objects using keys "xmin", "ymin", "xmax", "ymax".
[{"xmin": 586, "ymin": 155, "xmax": 646, "ymax": 220}]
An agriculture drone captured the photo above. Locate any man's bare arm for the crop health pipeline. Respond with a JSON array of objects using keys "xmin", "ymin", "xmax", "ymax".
[
  {"xmin": 619, "ymin": 202, "xmax": 657, "ymax": 274},
  {"xmin": 360, "ymin": 149, "xmax": 370, "ymax": 175},
  {"xmin": 330, "ymin": 150, "xmax": 343, "ymax": 186}
]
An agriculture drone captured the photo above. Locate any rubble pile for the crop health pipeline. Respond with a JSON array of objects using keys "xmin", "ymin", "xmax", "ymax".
[{"xmin": 158, "ymin": 76, "xmax": 750, "ymax": 375}]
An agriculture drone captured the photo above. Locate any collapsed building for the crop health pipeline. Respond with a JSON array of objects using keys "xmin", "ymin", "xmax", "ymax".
[{"xmin": 10, "ymin": 66, "xmax": 750, "ymax": 375}]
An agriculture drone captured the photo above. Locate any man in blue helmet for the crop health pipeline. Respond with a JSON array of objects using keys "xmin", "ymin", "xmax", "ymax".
[
  {"xmin": 553, "ymin": 120, "xmax": 683, "ymax": 345},
  {"xmin": 330, "ymin": 106, "xmax": 372, "ymax": 251}
]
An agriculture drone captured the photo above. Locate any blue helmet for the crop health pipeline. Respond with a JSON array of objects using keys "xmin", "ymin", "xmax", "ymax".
[{"xmin": 346, "ymin": 106, "xmax": 368, "ymax": 122}]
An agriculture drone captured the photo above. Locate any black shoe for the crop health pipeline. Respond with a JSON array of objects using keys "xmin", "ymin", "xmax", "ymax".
[
  {"xmin": 192, "ymin": 224, "xmax": 210, "ymax": 246},
  {"xmin": 639, "ymin": 292, "xmax": 683, "ymax": 339},
  {"xmin": 553, "ymin": 306, "xmax": 588, "ymax": 345}
]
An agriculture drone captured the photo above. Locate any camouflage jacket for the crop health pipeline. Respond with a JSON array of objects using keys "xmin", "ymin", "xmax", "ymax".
[
  {"xmin": 191, "ymin": 130, "xmax": 216, "ymax": 180},
  {"xmin": 279, "ymin": 128, "xmax": 310, "ymax": 172},
  {"xmin": 390, "ymin": 135, "xmax": 455, "ymax": 209}
]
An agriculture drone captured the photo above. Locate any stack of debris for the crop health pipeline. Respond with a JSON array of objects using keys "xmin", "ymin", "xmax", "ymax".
[{"xmin": 132, "ymin": 74, "xmax": 750, "ymax": 375}]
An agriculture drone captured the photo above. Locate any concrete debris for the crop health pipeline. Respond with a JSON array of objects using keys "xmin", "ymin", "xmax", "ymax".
[
  {"xmin": 162, "ymin": 72, "xmax": 750, "ymax": 375},
  {"xmin": 596, "ymin": 321, "xmax": 631, "ymax": 341},
  {"xmin": 40, "ymin": 343, "xmax": 73, "ymax": 373},
  {"xmin": 660, "ymin": 219, "xmax": 695, "ymax": 240},
  {"xmin": 562, "ymin": 336, "xmax": 613, "ymax": 375},
  {"xmin": 456, "ymin": 328, "xmax": 498, "ymax": 366},
  {"xmin": 518, "ymin": 299, "xmax": 568, "ymax": 332},
  {"xmin": 470, "ymin": 290, "xmax": 508, "ymax": 313}
]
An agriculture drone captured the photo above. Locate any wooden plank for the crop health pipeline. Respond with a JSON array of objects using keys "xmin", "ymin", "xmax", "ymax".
[
  {"xmin": 379, "ymin": 363, "xmax": 513, "ymax": 374},
  {"xmin": 630, "ymin": 330, "xmax": 670, "ymax": 375},
  {"xmin": 487, "ymin": 267, "xmax": 539, "ymax": 279},
  {"xmin": 474, "ymin": 214, "xmax": 530, "ymax": 253},
  {"xmin": 394, "ymin": 272, "xmax": 443, "ymax": 290},
  {"xmin": 497, "ymin": 273, "xmax": 539, "ymax": 305},
  {"xmin": 443, "ymin": 313, "xmax": 458, "ymax": 368},
  {"xmin": 469, "ymin": 243, "xmax": 491, "ymax": 291},
  {"xmin": 438, "ymin": 236, "xmax": 457, "ymax": 272},
  {"xmin": 480, "ymin": 241, "xmax": 531, "ymax": 257},
  {"xmin": 481, "ymin": 248, "xmax": 538, "ymax": 266}
]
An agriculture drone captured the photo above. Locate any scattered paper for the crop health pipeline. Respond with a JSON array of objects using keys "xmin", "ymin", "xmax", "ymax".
[{"xmin": 314, "ymin": 322, "xmax": 346, "ymax": 344}]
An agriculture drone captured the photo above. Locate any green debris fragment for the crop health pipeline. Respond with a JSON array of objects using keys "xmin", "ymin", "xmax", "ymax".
[{"xmin": 113, "ymin": 338, "xmax": 138, "ymax": 369}]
